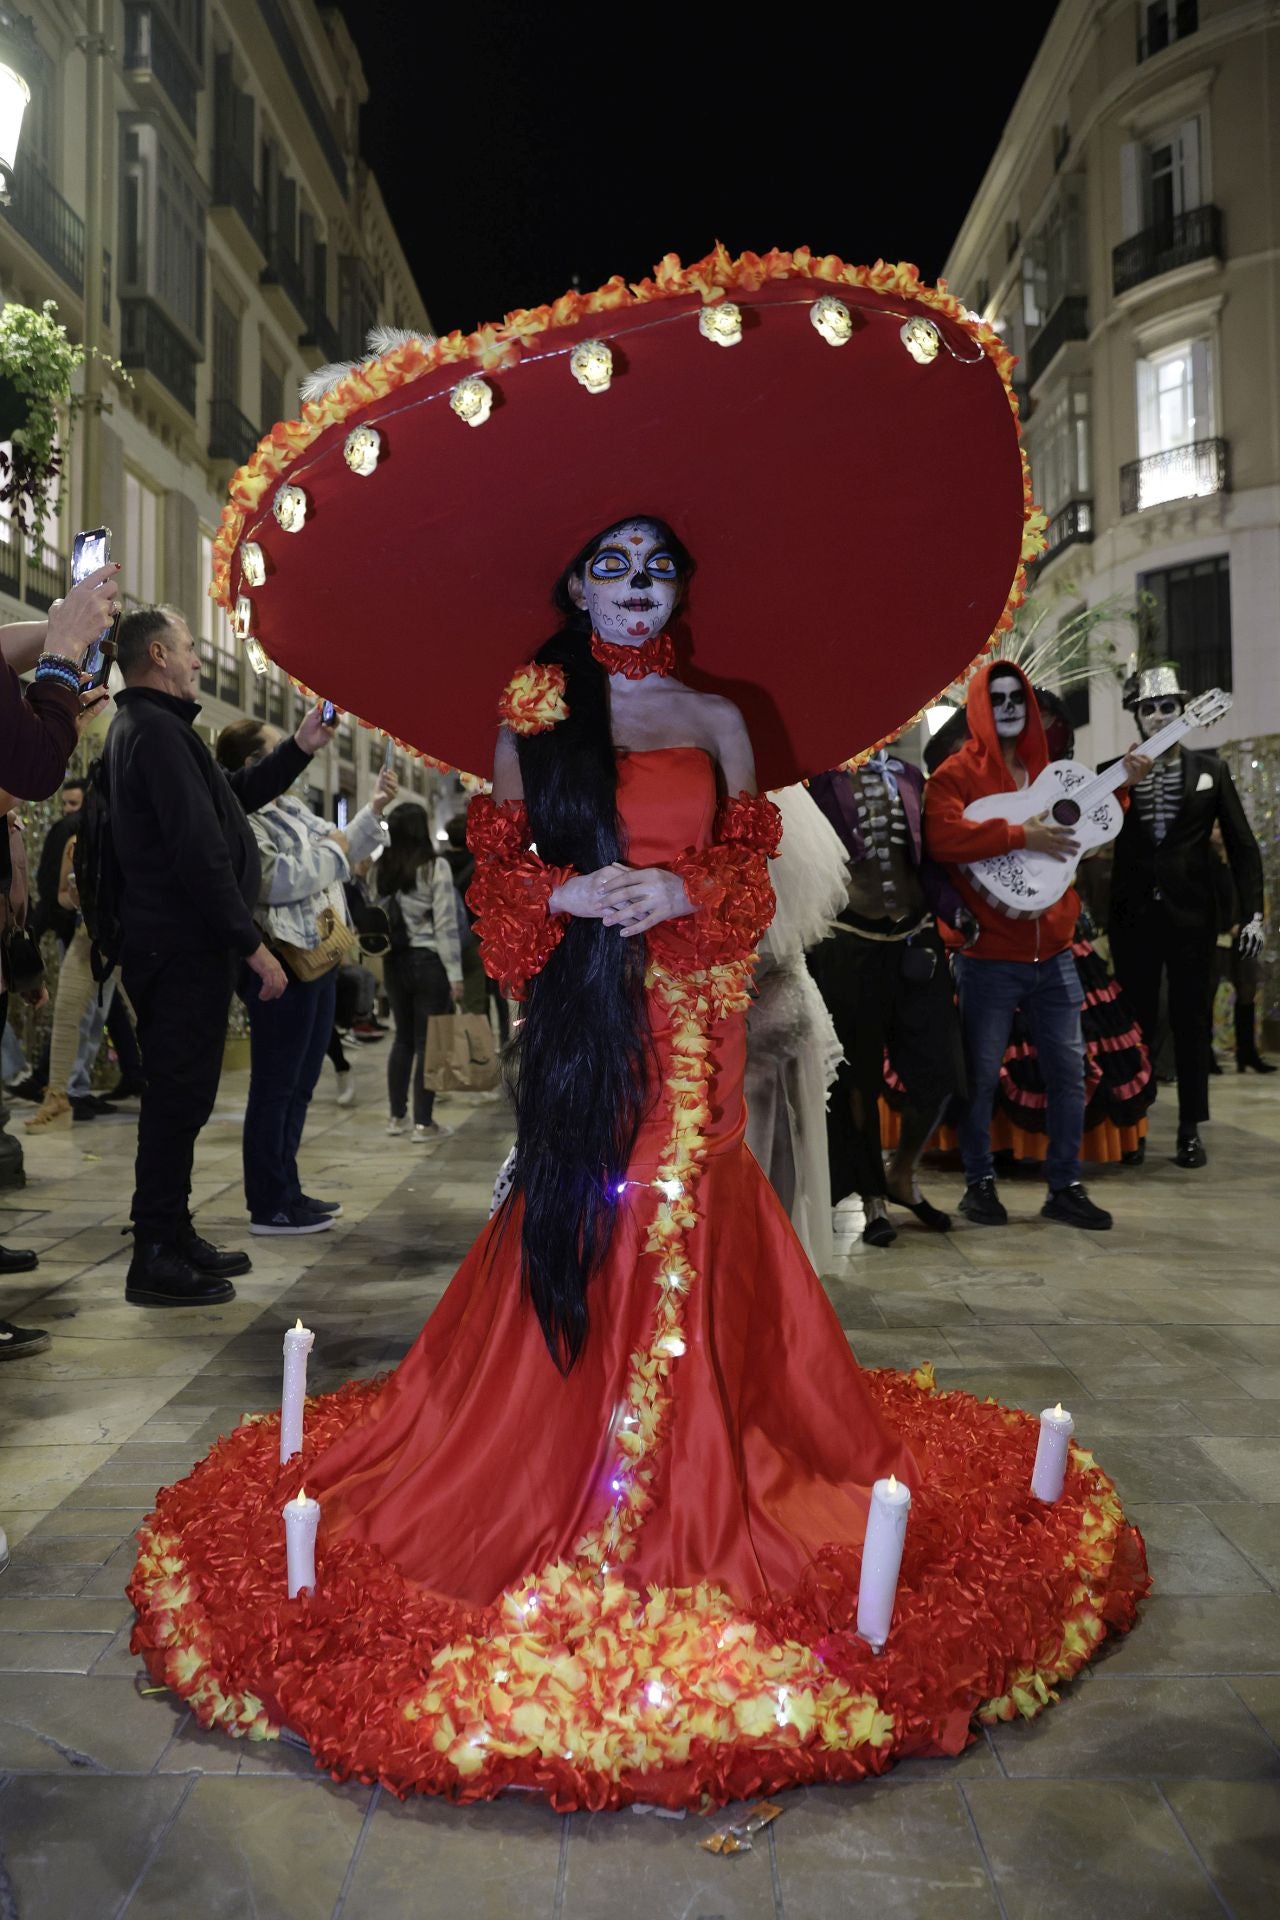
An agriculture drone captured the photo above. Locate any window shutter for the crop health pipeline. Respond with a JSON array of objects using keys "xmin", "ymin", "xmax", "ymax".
[
  {"xmin": 1136, "ymin": 356, "xmax": 1159, "ymax": 458},
  {"xmin": 1120, "ymin": 142, "xmax": 1144, "ymax": 238},
  {"xmin": 1177, "ymin": 116, "xmax": 1202, "ymax": 214},
  {"xmin": 1190, "ymin": 337, "xmax": 1214, "ymax": 439}
]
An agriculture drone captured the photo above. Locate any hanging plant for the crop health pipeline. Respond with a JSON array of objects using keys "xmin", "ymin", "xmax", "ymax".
[{"xmin": 0, "ymin": 299, "xmax": 130, "ymax": 546}]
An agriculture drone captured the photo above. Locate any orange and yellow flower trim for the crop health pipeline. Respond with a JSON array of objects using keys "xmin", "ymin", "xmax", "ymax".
[{"xmin": 498, "ymin": 662, "xmax": 569, "ymax": 735}]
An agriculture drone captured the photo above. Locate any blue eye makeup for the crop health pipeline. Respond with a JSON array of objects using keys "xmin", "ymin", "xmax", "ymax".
[
  {"xmin": 648, "ymin": 552, "xmax": 677, "ymax": 577},
  {"xmin": 588, "ymin": 548, "xmax": 631, "ymax": 580}
]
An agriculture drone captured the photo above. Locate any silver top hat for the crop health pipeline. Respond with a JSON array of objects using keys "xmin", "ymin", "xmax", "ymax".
[{"xmin": 1127, "ymin": 662, "xmax": 1190, "ymax": 707}]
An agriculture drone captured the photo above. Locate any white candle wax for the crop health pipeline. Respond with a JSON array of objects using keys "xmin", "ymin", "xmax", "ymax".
[
  {"xmin": 857, "ymin": 1474, "xmax": 912, "ymax": 1649},
  {"xmin": 283, "ymin": 1487, "xmax": 320, "ymax": 1599},
  {"xmin": 280, "ymin": 1319, "xmax": 315, "ymax": 1464},
  {"xmin": 1031, "ymin": 1403, "xmax": 1075, "ymax": 1503}
]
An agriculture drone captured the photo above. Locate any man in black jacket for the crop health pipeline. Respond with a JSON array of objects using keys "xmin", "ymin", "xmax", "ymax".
[
  {"xmin": 1107, "ymin": 664, "xmax": 1264, "ymax": 1169},
  {"xmin": 105, "ymin": 605, "xmax": 334, "ymax": 1306}
]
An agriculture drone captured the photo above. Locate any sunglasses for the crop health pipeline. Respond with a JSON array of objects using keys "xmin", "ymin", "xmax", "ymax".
[{"xmin": 1138, "ymin": 697, "xmax": 1182, "ymax": 718}]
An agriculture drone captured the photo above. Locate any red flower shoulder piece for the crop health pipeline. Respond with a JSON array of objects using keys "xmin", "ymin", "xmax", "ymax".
[
  {"xmin": 497, "ymin": 663, "xmax": 569, "ymax": 736},
  {"xmin": 648, "ymin": 792, "xmax": 782, "ymax": 974},
  {"xmin": 466, "ymin": 795, "xmax": 573, "ymax": 999}
]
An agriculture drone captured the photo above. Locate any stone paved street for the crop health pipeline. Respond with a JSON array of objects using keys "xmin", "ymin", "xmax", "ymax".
[{"xmin": 1, "ymin": 1043, "xmax": 1278, "ymax": 1918}]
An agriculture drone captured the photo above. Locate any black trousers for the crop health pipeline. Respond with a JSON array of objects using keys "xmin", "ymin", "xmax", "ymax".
[
  {"xmin": 1111, "ymin": 906, "xmax": 1217, "ymax": 1131},
  {"xmin": 384, "ymin": 947, "xmax": 452, "ymax": 1125},
  {"xmin": 123, "ymin": 945, "xmax": 237, "ymax": 1243},
  {"xmin": 808, "ymin": 926, "xmax": 964, "ymax": 1205}
]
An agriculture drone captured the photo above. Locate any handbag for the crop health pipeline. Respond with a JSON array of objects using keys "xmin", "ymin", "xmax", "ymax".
[
  {"xmin": 272, "ymin": 903, "xmax": 359, "ymax": 983},
  {"xmin": 343, "ymin": 880, "xmax": 392, "ymax": 958},
  {"xmin": 423, "ymin": 1010, "xmax": 500, "ymax": 1093},
  {"xmin": 1, "ymin": 922, "xmax": 44, "ymax": 996}
]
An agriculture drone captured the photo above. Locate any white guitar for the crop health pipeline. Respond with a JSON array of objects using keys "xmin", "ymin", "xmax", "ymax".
[{"xmin": 963, "ymin": 687, "xmax": 1233, "ymax": 918}]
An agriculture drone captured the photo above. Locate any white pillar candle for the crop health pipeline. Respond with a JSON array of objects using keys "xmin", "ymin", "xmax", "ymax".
[
  {"xmin": 280, "ymin": 1318, "xmax": 315, "ymax": 1465},
  {"xmin": 857, "ymin": 1473, "xmax": 912, "ymax": 1649},
  {"xmin": 1031, "ymin": 1403, "xmax": 1075, "ymax": 1503},
  {"xmin": 283, "ymin": 1487, "xmax": 320, "ymax": 1599}
]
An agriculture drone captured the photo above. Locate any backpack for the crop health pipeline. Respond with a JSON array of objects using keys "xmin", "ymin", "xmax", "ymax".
[{"xmin": 72, "ymin": 758, "xmax": 125, "ymax": 983}]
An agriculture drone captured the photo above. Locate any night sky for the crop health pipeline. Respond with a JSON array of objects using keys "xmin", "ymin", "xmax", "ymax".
[{"xmin": 335, "ymin": 1, "xmax": 1061, "ymax": 336}]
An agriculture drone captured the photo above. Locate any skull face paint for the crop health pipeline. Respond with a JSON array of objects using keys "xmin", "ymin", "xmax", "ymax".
[
  {"xmin": 569, "ymin": 519, "xmax": 682, "ymax": 646},
  {"xmin": 988, "ymin": 670, "xmax": 1028, "ymax": 740},
  {"xmin": 1136, "ymin": 695, "xmax": 1183, "ymax": 742}
]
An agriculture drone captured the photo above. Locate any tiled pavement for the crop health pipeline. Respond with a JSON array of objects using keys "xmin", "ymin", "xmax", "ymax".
[{"xmin": 0, "ymin": 1044, "xmax": 1278, "ymax": 1919}]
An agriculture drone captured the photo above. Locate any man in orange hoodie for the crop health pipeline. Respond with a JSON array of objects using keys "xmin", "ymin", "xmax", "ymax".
[{"xmin": 924, "ymin": 660, "xmax": 1150, "ymax": 1230}]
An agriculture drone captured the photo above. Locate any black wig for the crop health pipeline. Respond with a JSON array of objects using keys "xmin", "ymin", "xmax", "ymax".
[{"xmin": 506, "ymin": 516, "xmax": 694, "ymax": 1372}]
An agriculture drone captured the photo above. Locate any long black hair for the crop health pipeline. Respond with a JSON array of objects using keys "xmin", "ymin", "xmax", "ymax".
[
  {"xmin": 377, "ymin": 801, "xmax": 434, "ymax": 895},
  {"xmin": 508, "ymin": 515, "xmax": 695, "ymax": 1372}
]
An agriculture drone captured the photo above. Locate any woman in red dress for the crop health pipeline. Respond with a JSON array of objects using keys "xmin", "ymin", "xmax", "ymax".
[{"xmin": 130, "ymin": 509, "xmax": 1148, "ymax": 1810}]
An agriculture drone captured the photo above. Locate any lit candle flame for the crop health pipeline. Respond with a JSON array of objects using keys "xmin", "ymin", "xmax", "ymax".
[
  {"xmin": 293, "ymin": 1487, "xmax": 308, "ymax": 1505},
  {"xmin": 1053, "ymin": 1403, "xmax": 1063, "ymax": 1417},
  {"xmin": 888, "ymin": 1474, "xmax": 897, "ymax": 1493},
  {"xmin": 294, "ymin": 1318, "xmax": 304, "ymax": 1332}
]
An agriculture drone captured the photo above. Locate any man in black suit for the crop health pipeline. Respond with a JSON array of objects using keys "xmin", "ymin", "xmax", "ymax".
[{"xmin": 1106, "ymin": 665, "xmax": 1263, "ymax": 1168}]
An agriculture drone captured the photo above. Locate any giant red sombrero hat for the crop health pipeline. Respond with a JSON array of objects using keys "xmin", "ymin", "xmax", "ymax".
[{"xmin": 212, "ymin": 246, "xmax": 1045, "ymax": 791}]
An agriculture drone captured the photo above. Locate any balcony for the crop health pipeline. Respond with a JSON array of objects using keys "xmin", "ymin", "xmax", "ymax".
[
  {"xmin": 1120, "ymin": 437, "xmax": 1228, "ymax": 515},
  {"xmin": 25, "ymin": 539, "xmax": 67, "ymax": 613},
  {"xmin": 211, "ymin": 150, "xmax": 266, "ymax": 274},
  {"xmin": 210, "ymin": 396, "xmax": 260, "ymax": 467},
  {"xmin": 120, "ymin": 296, "xmax": 200, "ymax": 416},
  {"xmin": 123, "ymin": 3, "xmax": 200, "ymax": 137},
  {"xmin": 1030, "ymin": 499, "xmax": 1093, "ymax": 573},
  {"xmin": 1028, "ymin": 295, "xmax": 1089, "ymax": 385},
  {"xmin": 300, "ymin": 300, "xmax": 341, "ymax": 367},
  {"xmin": 1113, "ymin": 204, "xmax": 1223, "ymax": 298},
  {"xmin": 6, "ymin": 159, "xmax": 84, "ymax": 295},
  {"xmin": 1139, "ymin": 0, "xmax": 1197, "ymax": 62},
  {"xmin": 261, "ymin": 235, "xmax": 309, "ymax": 328}
]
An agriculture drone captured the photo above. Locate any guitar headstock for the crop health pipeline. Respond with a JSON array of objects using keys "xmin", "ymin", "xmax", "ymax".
[{"xmin": 1186, "ymin": 688, "xmax": 1232, "ymax": 729}]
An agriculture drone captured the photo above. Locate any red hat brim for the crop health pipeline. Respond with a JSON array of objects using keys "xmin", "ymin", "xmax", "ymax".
[{"xmin": 215, "ymin": 249, "xmax": 1041, "ymax": 790}]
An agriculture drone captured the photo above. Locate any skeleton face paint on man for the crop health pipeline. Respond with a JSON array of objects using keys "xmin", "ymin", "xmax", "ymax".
[
  {"xmin": 569, "ymin": 519, "xmax": 682, "ymax": 646},
  {"xmin": 1135, "ymin": 694, "xmax": 1184, "ymax": 744},
  {"xmin": 988, "ymin": 670, "xmax": 1028, "ymax": 740}
]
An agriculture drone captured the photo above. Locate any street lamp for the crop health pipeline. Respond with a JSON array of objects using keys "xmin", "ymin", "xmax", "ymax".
[{"xmin": 0, "ymin": 9, "xmax": 39, "ymax": 206}]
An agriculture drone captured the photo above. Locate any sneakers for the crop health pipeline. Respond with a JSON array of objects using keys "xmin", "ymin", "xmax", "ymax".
[
  {"xmin": 249, "ymin": 1208, "xmax": 334, "ymax": 1237},
  {"xmin": 386, "ymin": 1116, "xmax": 409, "ymax": 1137},
  {"xmin": 1175, "ymin": 1132, "xmax": 1208, "ymax": 1169},
  {"xmin": 0, "ymin": 1319, "xmax": 51, "ymax": 1359},
  {"xmin": 177, "ymin": 1231, "xmax": 252, "ymax": 1278},
  {"xmin": 959, "ymin": 1177, "xmax": 1008, "ymax": 1227},
  {"xmin": 335, "ymin": 1074, "xmax": 355, "ymax": 1108},
  {"xmin": 413, "ymin": 1122, "xmax": 450, "ymax": 1143},
  {"xmin": 6, "ymin": 1075, "xmax": 46, "ymax": 1104},
  {"xmin": 1042, "ymin": 1183, "xmax": 1113, "ymax": 1231},
  {"xmin": 299, "ymin": 1194, "xmax": 343, "ymax": 1219},
  {"xmin": 126, "ymin": 1242, "xmax": 237, "ymax": 1307},
  {"xmin": 71, "ymin": 1094, "xmax": 123, "ymax": 1123}
]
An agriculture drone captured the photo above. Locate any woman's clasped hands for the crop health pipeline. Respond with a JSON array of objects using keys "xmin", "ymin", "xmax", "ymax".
[{"xmin": 550, "ymin": 863, "xmax": 694, "ymax": 937}]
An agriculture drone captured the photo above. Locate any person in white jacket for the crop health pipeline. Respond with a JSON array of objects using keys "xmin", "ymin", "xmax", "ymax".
[{"xmin": 215, "ymin": 719, "xmax": 396, "ymax": 1233}]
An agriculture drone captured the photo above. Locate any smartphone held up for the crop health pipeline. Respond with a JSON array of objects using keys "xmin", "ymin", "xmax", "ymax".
[{"xmin": 71, "ymin": 526, "xmax": 120, "ymax": 692}]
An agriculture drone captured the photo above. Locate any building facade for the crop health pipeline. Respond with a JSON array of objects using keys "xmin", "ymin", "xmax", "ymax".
[
  {"xmin": 944, "ymin": 0, "xmax": 1280, "ymax": 764},
  {"xmin": 0, "ymin": 0, "xmax": 440, "ymax": 821}
]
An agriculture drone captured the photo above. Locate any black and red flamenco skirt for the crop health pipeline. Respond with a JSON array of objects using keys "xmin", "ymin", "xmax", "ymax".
[{"xmin": 129, "ymin": 1359, "xmax": 1148, "ymax": 1809}]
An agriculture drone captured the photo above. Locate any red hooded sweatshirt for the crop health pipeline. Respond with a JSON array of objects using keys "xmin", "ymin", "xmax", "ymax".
[{"xmin": 923, "ymin": 659, "xmax": 1080, "ymax": 963}]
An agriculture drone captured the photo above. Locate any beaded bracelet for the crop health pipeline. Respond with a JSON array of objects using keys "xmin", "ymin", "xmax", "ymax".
[{"xmin": 33, "ymin": 653, "xmax": 82, "ymax": 695}]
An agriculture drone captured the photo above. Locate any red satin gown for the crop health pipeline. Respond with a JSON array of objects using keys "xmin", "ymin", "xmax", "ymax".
[{"xmin": 130, "ymin": 746, "xmax": 1149, "ymax": 1809}]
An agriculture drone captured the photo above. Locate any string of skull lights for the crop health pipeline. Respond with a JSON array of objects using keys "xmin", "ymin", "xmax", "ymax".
[{"xmin": 228, "ymin": 294, "xmax": 983, "ymax": 674}]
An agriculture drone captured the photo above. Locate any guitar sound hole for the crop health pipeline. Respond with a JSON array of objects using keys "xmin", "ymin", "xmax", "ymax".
[{"xmin": 1051, "ymin": 798, "xmax": 1081, "ymax": 826}]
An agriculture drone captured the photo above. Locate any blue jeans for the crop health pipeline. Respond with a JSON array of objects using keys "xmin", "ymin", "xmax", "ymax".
[
  {"xmin": 954, "ymin": 949, "xmax": 1085, "ymax": 1193},
  {"xmin": 68, "ymin": 974, "xmax": 115, "ymax": 1099},
  {"xmin": 242, "ymin": 966, "xmax": 337, "ymax": 1219}
]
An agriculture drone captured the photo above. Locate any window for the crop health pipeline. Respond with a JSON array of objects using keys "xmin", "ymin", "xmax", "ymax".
[
  {"xmin": 1031, "ymin": 387, "xmax": 1091, "ymax": 516},
  {"xmin": 1005, "ymin": 218, "xmax": 1020, "ymax": 262},
  {"xmin": 198, "ymin": 530, "xmax": 241, "ymax": 703},
  {"xmin": 1137, "ymin": 337, "xmax": 1213, "ymax": 459},
  {"xmin": 1121, "ymin": 118, "xmax": 1202, "ymax": 239},
  {"xmin": 212, "ymin": 294, "xmax": 240, "ymax": 406},
  {"xmin": 1138, "ymin": 556, "xmax": 1231, "ymax": 692},
  {"xmin": 119, "ymin": 117, "xmax": 206, "ymax": 345},
  {"xmin": 1140, "ymin": 1, "xmax": 1197, "ymax": 62},
  {"xmin": 122, "ymin": 472, "xmax": 160, "ymax": 603},
  {"xmin": 260, "ymin": 351, "xmax": 284, "ymax": 435}
]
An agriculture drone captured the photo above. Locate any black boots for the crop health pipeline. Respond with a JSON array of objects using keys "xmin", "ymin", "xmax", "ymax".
[
  {"xmin": 1235, "ymin": 1004, "xmax": 1277, "ymax": 1074},
  {"xmin": 126, "ymin": 1241, "xmax": 237, "ymax": 1307},
  {"xmin": 1176, "ymin": 1132, "xmax": 1208, "ymax": 1168},
  {"xmin": 960, "ymin": 1178, "xmax": 1008, "ymax": 1227}
]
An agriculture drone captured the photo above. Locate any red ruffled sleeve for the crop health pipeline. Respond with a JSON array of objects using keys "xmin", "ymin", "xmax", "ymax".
[
  {"xmin": 465, "ymin": 795, "xmax": 574, "ymax": 1000},
  {"xmin": 648, "ymin": 792, "xmax": 782, "ymax": 972}
]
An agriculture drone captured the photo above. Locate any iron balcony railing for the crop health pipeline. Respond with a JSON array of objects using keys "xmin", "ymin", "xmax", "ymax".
[
  {"xmin": 6, "ymin": 159, "xmax": 85, "ymax": 294},
  {"xmin": 1031, "ymin": 499, "xmax": 1093, "ymax": 571},
  {"xmin": 301, "ymin": 301, "xmax": 340, "ymax": 363},
  {"xmin": 1027, "ymin": 294, "xmax": 1089, "ymax": 385},
  {"xmin": 120, "ymin": 297, "xmax": 199, "ymax": 415},
  {"xmin": 261, "ymin": 234, "xmax": 309, "ymax": 321},
  {"xmin": 210, "ymin": 396, "xmax": 260, "ymax": 466},
  {"xmin": 123, "ymin": 3, "xmax": 200, "ymax": 135},
  {"xmin": 212, "ymin": 149, "xmax": 266, "ymax": 253},
  {"xmin": 1113, "ymin": 204, "xmax": 1223, "ymax": 297},
  {"xmin": 25, "ymin": 540, "xmax": 66, "ymax": 612},
  {"xmin": 1120, "ymin": 437, "xmax": 1228, "ymax": 516}
]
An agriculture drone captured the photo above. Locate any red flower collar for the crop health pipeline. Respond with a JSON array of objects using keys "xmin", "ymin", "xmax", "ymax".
[{"xmin": 590, "ymin": 632, "xmax": 676, "ymax": 680}]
